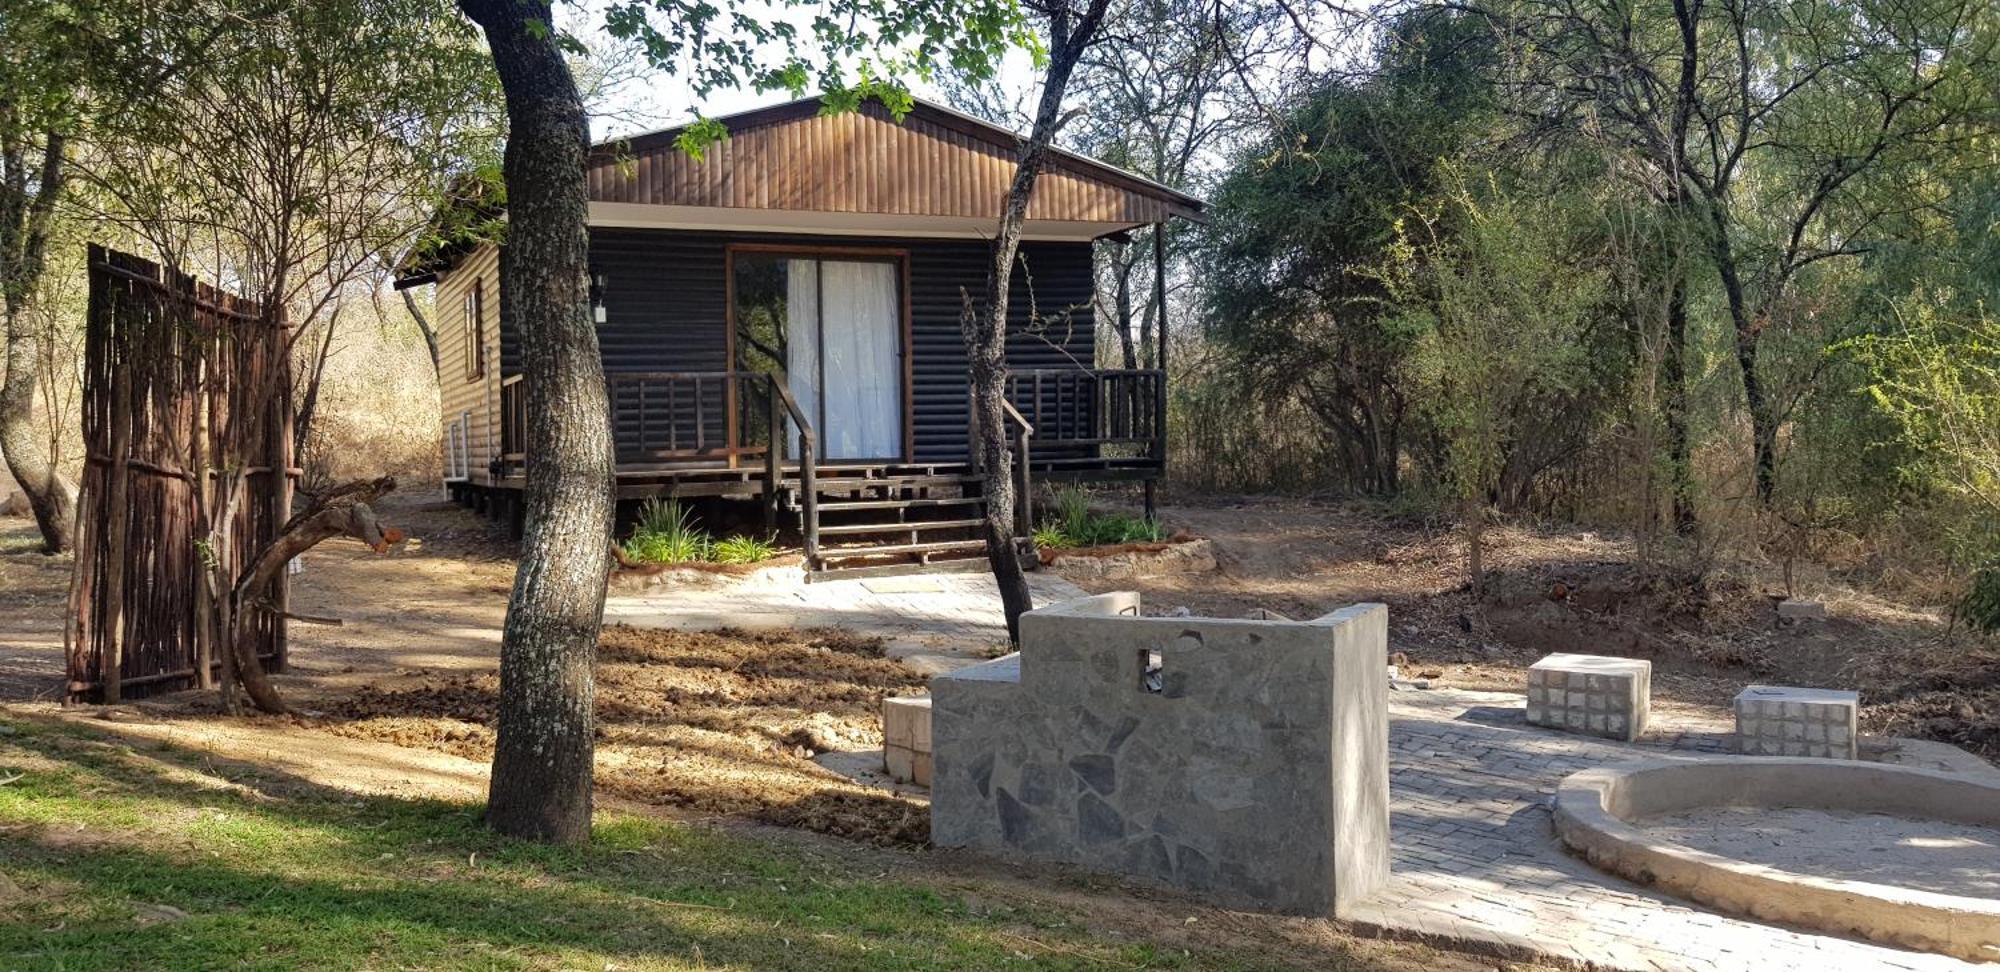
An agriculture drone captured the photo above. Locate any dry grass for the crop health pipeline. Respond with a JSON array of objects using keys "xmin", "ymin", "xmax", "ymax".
[{"xmin": 309, "ymin": 625, "xmax": 933, "ymax": 843}]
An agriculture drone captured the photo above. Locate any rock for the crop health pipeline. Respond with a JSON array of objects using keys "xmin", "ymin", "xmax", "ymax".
[{"xmin": 1776, "ymin": 599, "xmax": 1827, "ymax": 622}]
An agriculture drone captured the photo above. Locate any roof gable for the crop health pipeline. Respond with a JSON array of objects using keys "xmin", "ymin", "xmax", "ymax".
[{"xmin": 585, "ymin": 96, "xmax": 1203, "ymax": 228}]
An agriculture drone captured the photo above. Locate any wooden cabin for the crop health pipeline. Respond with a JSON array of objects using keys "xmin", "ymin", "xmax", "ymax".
[{"xmin": 396, "ymin": 95, "xmax": 1203, "ymax": 578}]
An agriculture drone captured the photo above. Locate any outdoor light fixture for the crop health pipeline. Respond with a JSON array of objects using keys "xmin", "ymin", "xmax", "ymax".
[{"xmin": 591, "ymin": 272, "xmax": 608, "ymax": 324}]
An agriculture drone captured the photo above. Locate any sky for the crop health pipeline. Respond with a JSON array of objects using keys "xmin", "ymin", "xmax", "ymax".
[{"xmin": 555, "ymin": 0, "xmax": 1044, "ymax": 142}]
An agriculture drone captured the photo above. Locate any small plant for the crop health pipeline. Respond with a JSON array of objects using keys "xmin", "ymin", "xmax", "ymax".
[
  {"xmin": 1054, "ymin": 488, "xmax": 1094, "ymax": 544},
  {"xmin": 1038, "ymin": 488, "xmax": 1165, "ymax": 548},
  {"xmin": 623, "ymin": 499, "xmax": 711, "ymax": 564},
  {"xmin": 712, "ymin": 534, "xmax": 778, "ymax": 565},
  {"xmin": 1962, "ymin": 563, "xmax": 2000, "ymax": 634},
  {"xmin": 1032, "ymin": 524, "xmax": 1076, "ymax": 550}
]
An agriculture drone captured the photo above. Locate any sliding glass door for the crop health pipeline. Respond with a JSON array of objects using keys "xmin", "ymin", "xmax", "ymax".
[{"xmin": 733, "ymin": 251, "xmax": 903, "ymax": 461}]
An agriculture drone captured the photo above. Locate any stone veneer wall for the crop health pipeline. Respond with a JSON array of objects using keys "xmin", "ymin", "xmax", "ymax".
[{"xmin": 929, "ymin": 593, "xmax": 1390, "ymax": 917}]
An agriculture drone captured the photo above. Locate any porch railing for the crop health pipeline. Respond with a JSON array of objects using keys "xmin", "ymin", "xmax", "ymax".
[
  {"xmin": 1006, "ymin": 368, "xmax": 1166, "ymax": 461},
  {"xmin": 497, "ymin": 370, "xmax": 819, "ymax": 556}
]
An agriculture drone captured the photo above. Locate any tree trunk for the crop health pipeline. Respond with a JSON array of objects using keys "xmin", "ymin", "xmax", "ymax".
[
  {"xmin": 461, "ymin": 0, "xmax": 615, "ymax": 845},
  {"xmin": 1662, "ymin": 275, "xmax": 1696, "ymax": 535},
  {"xmin": 401, "ymin": 287, "xmax": 442, "ymax": 380},
  {"xmin": 0, "ymin": 307, "xmax": 76, "ymax": 550},
  {"xmin": 1112, "ymin": 242, "xmax": 1138, "ymax": 371},
  {"xmin": 0, "ymin": 130, "xmax": 74, "ymax": 553},
  {"xmin": 1709, "ymin": 224, "xmax": 1776, "ymax": 504},
  {"xmin": 292, "ymin": 308, "xmax": 340, "ymax": 462},
  {"xmin": 962, "ymin": 0, "xmax": 1111, "ymax": 644}
]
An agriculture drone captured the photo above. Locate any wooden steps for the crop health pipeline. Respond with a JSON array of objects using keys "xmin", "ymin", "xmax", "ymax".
[{"xmin": 782, "ymin": 466, "xmax": 1026, "ymax": 579}]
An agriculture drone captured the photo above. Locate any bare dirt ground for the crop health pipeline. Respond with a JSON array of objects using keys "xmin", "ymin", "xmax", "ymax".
[
  {"xmin": 5, "ymin": 489, "xmax": 1997, "ymax": 761},
  {"xmin": 1, "ymin": 499, "xmax": 1528, "ymax": 972},
  {"xmin": 10, "ymin": 489, "xmax": 1997, "ymax": 968},
  {"xmin": 1080, "ymin": 493, "xmax": 2000, "ymax": 761}
]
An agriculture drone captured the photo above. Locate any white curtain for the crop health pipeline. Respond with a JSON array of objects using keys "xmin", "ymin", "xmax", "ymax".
[
  {"xmin": 819, "ymin": 261, "xmax": 900, "ymax": 459},
  {"xmin": 786, "ymin": 259, "xmax": 899, "ymax": 460},
  {"xmin": 784, "ymin": 260, "xmax": 819, "ymax": 459}
]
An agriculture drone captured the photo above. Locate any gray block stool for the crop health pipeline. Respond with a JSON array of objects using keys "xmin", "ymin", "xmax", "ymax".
[
  {"xmin": 1527, "ymin": 654, "xmax": 1651, "ymax": 741},
  {"xmin": 1733, "ymin": 685, "xmax": 1859, "ymax": 759}
]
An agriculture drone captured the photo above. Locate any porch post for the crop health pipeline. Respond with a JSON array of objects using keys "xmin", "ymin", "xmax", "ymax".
[
  {"xmin": 1153, "ymin": 222, "xmax": 1167, "ymax": 382},
  {"xmin": 1147, "ymin": 222, "xmax": 1168, "ymax": 521}
]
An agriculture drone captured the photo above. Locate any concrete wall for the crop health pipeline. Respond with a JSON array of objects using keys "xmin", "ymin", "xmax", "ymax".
[{"xmin": 930, "ymin": 593, "xmax": 1390, "ymax": 917}]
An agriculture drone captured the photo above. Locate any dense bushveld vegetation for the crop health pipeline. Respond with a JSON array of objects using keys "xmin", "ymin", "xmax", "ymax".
[{"xmin": 1040, "ymin": 1, "xmax": 2000, "ymax": 626}]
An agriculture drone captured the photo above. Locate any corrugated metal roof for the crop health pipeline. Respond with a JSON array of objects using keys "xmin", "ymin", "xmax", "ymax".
[{"xmin": 586, "ymin": 94, "xmax": 1205, "ymax": 224}]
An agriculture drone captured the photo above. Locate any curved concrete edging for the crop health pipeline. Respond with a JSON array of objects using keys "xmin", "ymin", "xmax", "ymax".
[{"xmin": 1553, "ymin": 757, "xmax": 2000, "ymax": 963}]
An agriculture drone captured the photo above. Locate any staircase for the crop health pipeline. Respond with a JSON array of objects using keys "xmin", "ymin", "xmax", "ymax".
[{"xmin": 782, "ymin": 465, "xmax": 1028, "ymax": 580}]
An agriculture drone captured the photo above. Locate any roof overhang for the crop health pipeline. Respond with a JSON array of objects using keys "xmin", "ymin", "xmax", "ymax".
[{"xmin": 587, "ymin": 202, "xmax": 1152, "ymax": 242}]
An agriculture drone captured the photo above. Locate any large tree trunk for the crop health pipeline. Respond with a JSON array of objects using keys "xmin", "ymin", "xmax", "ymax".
[
  {"xmin": 461, "ymin": 0, "xmax": 615, "ymax": 845},
  {"xmin": 963, "ymin": 0, "xmax": 1111, "ymax": 643},
  {"xmin": 0, "ymin": 130, "xmax": 74, "ymax": 552}
]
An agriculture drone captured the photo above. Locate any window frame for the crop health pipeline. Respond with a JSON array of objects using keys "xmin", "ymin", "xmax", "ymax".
[{"xmin": 463, "ymin": 278, "xmax": 485, "ymax": 381}]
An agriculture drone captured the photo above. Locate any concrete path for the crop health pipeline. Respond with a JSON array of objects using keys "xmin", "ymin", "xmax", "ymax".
[
  {"xmin": 1354, "ymin": 687, "xmax": 1995, "ymax": 971},
  {"xmin": 605, "ymin": 578, "xmax": 1994, "ymax": 971}
]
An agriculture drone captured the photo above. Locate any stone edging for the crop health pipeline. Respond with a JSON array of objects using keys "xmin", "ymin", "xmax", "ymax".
[{"xmin": 1552, "ymin": 756, "xmax": 2000, "ymax": 963}]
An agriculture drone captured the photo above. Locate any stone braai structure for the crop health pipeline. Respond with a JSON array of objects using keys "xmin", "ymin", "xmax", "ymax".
[
  {"xmin": 1527, "ymin": 654, "xmax": 1652, "ymax": 742},
  {"xmin": 1733, "ymin": 685, "xmax": 1860, "ymax": 759},
  {"xmin": 929, "ymin": 592, "xmax": 1390, "ymax": 917}
]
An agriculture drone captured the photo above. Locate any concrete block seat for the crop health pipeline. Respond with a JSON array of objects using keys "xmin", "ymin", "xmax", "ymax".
[
  {"xmin": 1733, "ymin": 685, "xmax": 1859, "ymax": 759},
  {"xmin": 881, "ymin": 695, "xmax": 933, "ymax": 785},
  {"xmin": 929, "ymin": 592, "xmax": 1391, "ymax": 918},
  {"xmin": 1527, "ymin": 653, "xmax": 1651, "ymax": 742}
]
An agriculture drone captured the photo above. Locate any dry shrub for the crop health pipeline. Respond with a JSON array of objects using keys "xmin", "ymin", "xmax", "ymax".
[{"xmin": 300, "ymin": 304, "xmax": 441, "ymax": 492}]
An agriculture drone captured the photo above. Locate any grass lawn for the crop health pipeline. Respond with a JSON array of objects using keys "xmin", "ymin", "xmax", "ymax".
[{"xmin": 0, "ymin": 715, "xmax": 1391, "ymax": 972}]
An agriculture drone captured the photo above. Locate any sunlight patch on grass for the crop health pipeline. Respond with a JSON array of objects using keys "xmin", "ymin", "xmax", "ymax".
[{"xmin": 0, "ymin": 717, "xmax": 1282, "ymax": 971}]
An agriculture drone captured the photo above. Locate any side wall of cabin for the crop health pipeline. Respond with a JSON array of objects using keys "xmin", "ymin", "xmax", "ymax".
[
  {"xmin": 435, "ymin": 243, "xmax": 503, "ymax": 485},
  {"xmin": 572, "ymin": 227, "xmax": 1096, "ymax": 464}
]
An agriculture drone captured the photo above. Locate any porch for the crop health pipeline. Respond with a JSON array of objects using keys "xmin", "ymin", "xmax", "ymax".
[{"xmin": 482, "ymin": 365, "xmax": 1166, "ymax": 577}]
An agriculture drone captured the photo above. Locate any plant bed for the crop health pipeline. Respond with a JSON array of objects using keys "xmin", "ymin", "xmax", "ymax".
[
  {"xmin": 610, "ymin": 498, "xmax": 795, "ymax": 590},
  {"xmin": 1039, "ymin": 535, "xmax": 1216, "ymax": 579}
]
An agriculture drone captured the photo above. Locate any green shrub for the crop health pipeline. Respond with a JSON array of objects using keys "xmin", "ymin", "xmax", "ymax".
[
  {"xmin": 1038, "ymin": 489, "xmax": 1165, "ymax": 548},
  {"xmin": 1962, "ymin": 564, "xmax": 2000, "ymax": 634},
  {"xmin": 712, "ymin": 534, "xmax": 778, "ymax": 564},
  {"xmin": 1032, "ymin": 524, "xmax": 1077, "ymax": 550},
  {"xmin": 623, "ymin": 499, "xmax": 711, "ymax": 564}
]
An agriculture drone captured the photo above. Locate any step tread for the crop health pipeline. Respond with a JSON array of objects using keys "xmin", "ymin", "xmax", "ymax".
[
  {"xmin": 817, "ymin": 518, "xmax": 987, "ymax": 536},
  {"xmin": 814, "ymin": 496, "xmax": 985, "ymax": 512},
  {"xmin": 815, "ymin": 539, "xmax": 991, "ymax": 559}
]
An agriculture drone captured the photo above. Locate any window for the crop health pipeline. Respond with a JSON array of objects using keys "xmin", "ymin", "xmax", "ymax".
[{"xmin": 463, "ymin": 279, "xmax": 485, "ymax": 381}]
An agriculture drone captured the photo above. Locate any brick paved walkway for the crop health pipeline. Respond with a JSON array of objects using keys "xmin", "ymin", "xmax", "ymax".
[
  {"xmin": 1355, "ymin": 687, "xmax": 1996, "ymax": 971},
  {"xmin": 607, "ymin": 580, "xmax": 1995, "ymax": 971}
]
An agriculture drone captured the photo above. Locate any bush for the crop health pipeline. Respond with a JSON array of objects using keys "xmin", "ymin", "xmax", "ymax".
[
  {"xmin": 621, "ymin": 499, "xmax": 780, "ymax": 566},
  {"xmin": 1032, "ymin": 525, "xmax": 1076, "ymax": 550},
  {"xmin": 1036, "ymin": 488, "xmax": 1166, "ymax": 548},
  {"xmin": 712, "ymin": 534, "xmax": 778, "ymax": 565},
  {"xmin": 622, "ymin": 499, "xmax": 711, "ymax": 564}
]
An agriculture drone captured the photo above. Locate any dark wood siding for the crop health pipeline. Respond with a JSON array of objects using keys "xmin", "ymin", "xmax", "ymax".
[{"xmin": 537, "ymin": 227, "xmax": 1094, "ymax": 464}]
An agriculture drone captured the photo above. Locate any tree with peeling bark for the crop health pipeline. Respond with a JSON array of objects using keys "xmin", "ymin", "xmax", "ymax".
[
  {"xmin": 458, "ymin": 0, "xmax": 1027, "ymax": 843},
  {"xmin": 963, "ymin": 0, "xmax": 1116, "ymax": 643}
]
